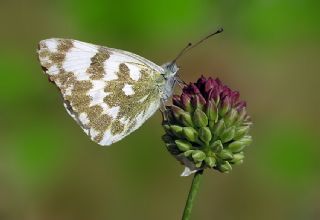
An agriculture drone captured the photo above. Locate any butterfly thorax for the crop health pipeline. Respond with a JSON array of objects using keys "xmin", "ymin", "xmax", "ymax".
[{"xmin": 160, "ymin": 62, "xmax": 179, "ymax": 101}]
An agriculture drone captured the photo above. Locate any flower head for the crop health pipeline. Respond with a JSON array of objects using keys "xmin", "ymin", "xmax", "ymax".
[{"xmin": 162, "ymin": 76, "xmax": 252, "ymax": 175}]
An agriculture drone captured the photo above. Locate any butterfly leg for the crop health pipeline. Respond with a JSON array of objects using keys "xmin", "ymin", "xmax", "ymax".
[
  {"xmin": 175, "ymin": 75, "xmax": 187, "ymax": 89},
  {"xmin": 160, "ymin": 98, "xmax": 171, "ymax": 122}
]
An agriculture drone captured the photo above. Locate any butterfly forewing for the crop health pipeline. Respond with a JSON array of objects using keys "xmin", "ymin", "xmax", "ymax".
[{"xmin": 38, "ymin": 38, "xmax": 165, "ymax": 145}]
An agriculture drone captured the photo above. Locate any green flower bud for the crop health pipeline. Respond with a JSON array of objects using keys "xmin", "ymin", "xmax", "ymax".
[
  {"xmin": 180, "ymin": 112, "xmax": 194, "ymax": 127},
  {"xmin": 218, "ymin": 149, "xmax": 234, "ymax": 160},
  {"xmin": 193, "ymin": 108, "xmax": 208, "ymax": 127},
  {"xmin": 218, "ymin": 161, "xmax": 232, "ymax": 173},
  {"xmin": 234, "ymin": 125, "xmax": 250, "ymax": 140},
  {"xmin": 230, "ymin": 152, "xmax": 245, "ymax": 164},
  {"xmin": 235, "ymin": 108, "xmax": 247, "ymax": 125},
  {"xmin": 208, "ymin": 120, "xmax": 215, "ymax": 131},
  {"xmin": 163, "ymin": 124, "xmax": 171, "ymax": 132},
  {"xmin": 205, "ymin": 100, "xmax": 218, "ymax": 122},
  {"xmin": 229, "ymin": 136, "xmax": 252, "ymax": 152},
  {"xmin": 210, "ymin": 140, "xmax": 223, "ymax": 153},
  {"xmin": 175, "ymin": 139, "xmax": 192, "ymax": 152},
  {"xmin": 225, "ymin": 108, "xmax": 238, "ymax": 127},
  {"xmin": 228, "ymin": 141, "xmax": 245, "ymax": 153},
  {"xmin": 242, "ymin": 135, "xmax": 253, "ymax": 142},
  {"xmin": 220, "ymin": 126, "xmax": 236, "ymax": 143},
  {"xmin": 212, "ymin": 119, "xmax": 225, "ymax": 137},
  {"xmin": 219, "ymin": 97, "xmax": 231, "ymax": 117},
  {"xmin": 181, "ymin": 94, "xmax": 193, "ymax": 112},
  {"xmin": 205, "ymin": 156, "xmax": 216, "ymax": 168},
  {"xmin": 183, "ymin": 150, "xmax": 194, "ymax": 157},
  {"xmin": 170, "ymin": 125, "xmax": 183, "ymax": 138},
  {"xmin": 192, "ymin": 150, "xmax": 206, "ymax": 162},
  {"xmin": 191, "ymin": 95, "xmax": 205, "ymax": 110},
  {"xmin": 182, "ymin": 127, "xmax": 198, "ymax": 142},
  {"xmin": 239, "ymin": 135, "xmax": 252, "ymax": 144},
  {"xmin": 171, "ymin": 105, "xmax": 185, "ymax": 121},
  {"xmin": 198, "ymin": 127, "xmax": 212, "ymax": 144},
  {"xmin": 195, "ymin": 161, "xmax": 203, "ymax": 168}
]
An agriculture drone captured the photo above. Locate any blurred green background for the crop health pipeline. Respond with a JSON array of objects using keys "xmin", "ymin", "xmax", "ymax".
[{"xmin": 1, "ymin": 0, "xmax": 319, "ymax": 219}]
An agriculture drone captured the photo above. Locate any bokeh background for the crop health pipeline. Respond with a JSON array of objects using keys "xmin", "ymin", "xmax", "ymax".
[{"xmin": 1, "ymin": 0, "xmax": 319, "ymax": 219}]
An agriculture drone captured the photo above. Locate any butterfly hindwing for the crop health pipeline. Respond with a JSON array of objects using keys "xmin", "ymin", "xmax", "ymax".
[{"xmin": 38, "ymin": 38, "xmax": 165, "ymax": 145}]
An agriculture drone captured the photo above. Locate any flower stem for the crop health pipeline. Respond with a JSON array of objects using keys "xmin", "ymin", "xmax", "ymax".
[{"xmin": 182, "ymin": 170, "xmax": 203, "ymax": 220}]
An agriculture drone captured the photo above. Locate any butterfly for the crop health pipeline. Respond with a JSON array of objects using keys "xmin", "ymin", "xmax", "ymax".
[{"xmin": 37, "ymin": 29, "xmax": 223, "ymax": 146}]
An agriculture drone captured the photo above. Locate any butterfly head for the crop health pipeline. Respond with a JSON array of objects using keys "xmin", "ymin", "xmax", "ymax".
[
  {"xmin": 162, "ymin": 62, "xmax": 179, "ymax": 79},
  {"xmin": 160, "ymin": 62, "xmax": 179, "ymax": 101}
]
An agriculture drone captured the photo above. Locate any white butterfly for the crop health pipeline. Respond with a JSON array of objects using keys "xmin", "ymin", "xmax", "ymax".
[
  {"xmin": 37, "ymin": 29, "xmax": 222, "ymax": 146},
  {"xmin": 38, "ymin": 38, "xmax": 178, "ymax": 146}
]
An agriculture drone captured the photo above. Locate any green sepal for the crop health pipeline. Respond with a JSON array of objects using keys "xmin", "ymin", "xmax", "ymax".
[
  {"xmin": 170, "ymin": 125, "xmax": 183, "ymax": 138},
  {"xmin": 198, "ymin": 127, "xmax": 212, "ymax": 144},
  {"xmin": 234, "ymin": 125, "xmax": 250, "ymax": 140},
  {"xmin": 208, "ymin": 120, "xmax": 215, "ymax": 131},
  {"xmin": 192, "ymin": 150, "xmax": 206, "ymax": 162},
  {"xmin": 182, "ymin": 127, "xmax": 199, "ymax": 143},
  {"xmin": 230, "ymin": 152, "xmax": 245, "ymax": 164},
  {"xmin": 228, "ymin": 141, "xmax": 245, "ymax": 153},
  {"xmin": 195, "ymin": 161, "xmax": 203, "ymax": 168},
  {"xmin": 180, "ymin": 112, "xmax": 194, "ymax": 127},
  {"xmin": 220, "ymin": 126, "xmax": 236, "ymax": 143},
  {"xmin": 218, "ymin": 161, "xmax": 232, "ymax": 173},
  {"xmin": 181, "ymin": 94, "xmax": 193, "ymax": 112},
  {"xmin": 171, "ymin": 105, "xmax": 185, "ymax": 121},
  {"xmin": 162, "ymin": 124, "xmax": 171, "ymax": 132},
  {"xmin": 205, "ymin": 156, "xmax": 216, "ymax": 168},
  {"xmin": 206, "ymin": 100, "xmax": 218, "ymax": 122},
  {"xmin": 219, "ymin": 97, "xmax": 231, "ymax": 117},
  {"xmin": 241, "ymin": 135, "xmax": 253, "ymax": 143},
  {"xmin": 235, "ymin": 108, "xmax": 247, "ymax": 125},
  {"xmin": 192, "ymin": 96, "xmax": 204, "ymax": 110},
  {"xmin": 227, "ymin": 134, "xmax": 252, "ymax": 153},
  {"xmin": 183, "ymin": 150, "xmax": 194, "ymax": 157},
  {"xmin": 225, "ymin": 108, "xmax": 238, "ymax": 127},
  {"xmin": 218, "ymin": 149, "xmax": 234, "ymax": 160},
  {"xmin": 193, "ymin": 108, "xmax": 208, "ymax": 127},
  {"xmin": 212, "ymin": 119, "xmax": 225, "ymax": 137},
  {"xmin": 175, "ymin": 139, "xmax": 192, "ymax": 152},
  {"xmin": 210, "ymin": 140, "xmax": 223, "ymax": 153}
]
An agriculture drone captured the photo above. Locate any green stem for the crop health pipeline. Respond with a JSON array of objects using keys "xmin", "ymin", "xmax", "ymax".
[{"xmin": 182, "ymin": 170, "xmax": 203, "ymax": 220}]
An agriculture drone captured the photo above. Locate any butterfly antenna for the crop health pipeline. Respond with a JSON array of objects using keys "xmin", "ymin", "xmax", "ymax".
[
  {"xmin": 171, "ymin": 42, "xmax": 193, "ymax": 64},
  {"xmin": 170, "ymin": 27, "xmax": 224, "ymax": 66}
]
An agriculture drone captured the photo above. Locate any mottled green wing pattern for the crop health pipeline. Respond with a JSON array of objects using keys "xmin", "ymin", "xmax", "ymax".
[{"xmin": 38, "ymin": 38, "xmax": 165, "ymax": 145}]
